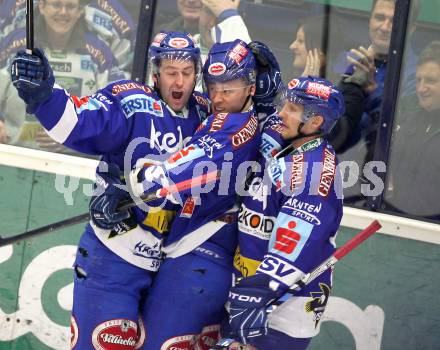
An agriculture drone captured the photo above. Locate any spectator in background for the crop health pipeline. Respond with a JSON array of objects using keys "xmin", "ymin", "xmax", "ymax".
[
  {"xmin": 289, "ymin": 15, "xmax": 344, "ymax": 83},
  {"xmin": 196, "ymin": 0, "xmax": 250, "ymax": 57},
  {"xmin": 155, "ymin": 0, "xmax": 202, "ymax": 36},
  {"xmin": 383, "ymin": 41, "xmax": 440, "ymax": 220},
  {"xmin": 329, "ymin": 0, "xmax": 421, "ymax": 155},
  {"xmin": 0, "ymin": 0, "xmax": 125, "ymax": 150},
  {"xmin": 0, "ymin": 0, "xmax": 135, "ymax": 71}
]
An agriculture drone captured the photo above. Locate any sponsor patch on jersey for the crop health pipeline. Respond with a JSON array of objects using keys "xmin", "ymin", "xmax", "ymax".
[
  {"xmin": 288, "ymin": 78, "xmax": 300, "ymax": 89},
  {"xmin": 260, "ymin": 133, "xmax": 281, "ymax": 161},
  {"xmin": 160, "ymin": 334, "xmax": 197, "ymax": 350},
  {"xmin": 132, "ymin": 240, "xmax": 163, "ymax": 260},
  {"xmin": 269, "ymin": 214, "xmax": 313, "ymax": 261},
  {"xmin": 86, "ymin": 43, "xmax": 106, "ymax": 66},
  {"xmin": 149, "ymin": 120, "xmax": 192, "ymax": 154},
  {"xmin": 257, "ymin": 254, "xmax": 304, "ymax": 286},
  {"xmin": 208, "ymin": 62, "xmax": 226, "ymax": 76},
  {"xmin": 70, "ymin": 316, "xmax": 78, "ymax": 349},
  {"xmin": 290, "ymin": 154, "xmax": 304, "ymax": 191},
  {"xmin": 269, "ymin": 157, "xmax": 286, "ymax": 191},
  {"xmin": 93, "ymin": 12, "xmax": 112, "ymax": 30},
  {"xmin": 121, "ymin": 94, "xmax": 163, "ymax": 118},
  {"xmin": 228, "ymin": 42, "xmax": 248, "ymax": 64},
  {"xmin": 50, "ymin": 61, "xmax": 72, "ymax": 73},
  {"xmin": 195, "ymin": 94, "xmax": 209, "ymax": 107},
  {"xmin": 233, "ymin": 247, "xmax": 260, "ymax": 277},
  {"xmin": 169, "ymin": 37, "xmax": 190, "ymax": 48},
  {"xmin": 195, "ymin": 325, "xmax": 220, "ymax": 350},
  {"xmin": 306, "ymin": 81, "xmax": 331, "ymax": 100},
  {"xmin": 231, "ymin": 115, "xmax": 258, "ymax": 149},
  {"xmin": 197, "ymin": 134, "xmax": 225, "ymax": 158},
  {"xmin": 180, "ymin": 196, "xmax": 196, "ymax": 218},
  {"xmin": 282, "ymin": 198, "xmax": 322, "ymax": 225},
  {"xmin": 112, "ymin": 82, "xmax": 152, "ymax": 95},
  {"xmin": 164, "ymin": 144, "xmax": 206, "ymax": 170},
  {"xmin": 318, "ymin": 147, "xmax": 336, "ymax": 197},
  {"xmin": 142, "ymin": 208, "xmax": 176, "ymax": 234},
  {"xmin": 305, "ymin": 283, "xmax": 331, "ymax": 328},
  {"xmin": 92, "ymin": 319, "xmax": 138, "ymax": 350},
  {"xmin": 238, "ymin": 204, "xmax": 275, "ymax": 240},
  {"xmin": 209, "ymin": 113, "xmax": 228, "ymax": 132}
]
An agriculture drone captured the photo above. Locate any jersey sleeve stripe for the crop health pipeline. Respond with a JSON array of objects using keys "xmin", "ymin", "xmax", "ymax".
[{"xmin": 45, "ymin": 92, "xmax": 78, "ymax": 144}]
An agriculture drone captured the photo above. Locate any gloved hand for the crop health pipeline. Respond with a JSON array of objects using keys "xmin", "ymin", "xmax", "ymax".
[
  {"xmin": 227, "ymin": 273, "xmax": 286, "ymax": 344},
  {"xmin": 90, "ymin": 163, "xmax": 131, "ymax": 230},
  {"xmin": 10, "ymin": 48, "xmax": 55, "ymax": 113},
  {"xmin": 248, "ymin": 41, "xmax": 283, "ymax": 119}
]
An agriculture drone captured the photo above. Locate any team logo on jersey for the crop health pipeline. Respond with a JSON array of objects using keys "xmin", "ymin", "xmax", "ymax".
[
  {"xmin": 238, "ymin": 204, "xmax": 275, "ymax": 240},
  {"xmin": 169, "ymin": 37, "xmax": 190, "ymax": 48},
  {"xmin": 208, "ymin": 63, "xmax": 226, "ymax": 76},
  {"xmin": 92, "ymin": 319, "xmax": 138, "ymax": 350},
  {"xmin": 231, "ymin": 115, "xmax": 258, "ymax": 148},
  {"xmin": 306, "ymin": 82, "xmax": 331, "ymax": 100},
  {"xmin": 228, "ymin": 42, "xmax": 248, "ymax": 64},
  {"xmin": 318, "ymin": 148, "xmax": 336, "ymax": 197},
  {"xmin": 288, "ymin": 79, "xmax": 300, "ymax": 89},
  {"xmin": 70, "ymin": 316, "xmax": 78, "ymax": 349},
  {"xmin": 121, "ymin": 94, "xmax": 163, "ymax": 118},
  {"xmin": 305, "ymin": 283, "xmax": 331, "ymax": 328},
  {"xmin": 160, "ymin": 334, "xmax": 197, "ymax": 350}
]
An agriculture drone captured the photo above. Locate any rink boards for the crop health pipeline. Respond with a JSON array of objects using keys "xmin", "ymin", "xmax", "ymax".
[{"xmin": 0, "ymin": 163, "xmax": 439, "ymax": 350}]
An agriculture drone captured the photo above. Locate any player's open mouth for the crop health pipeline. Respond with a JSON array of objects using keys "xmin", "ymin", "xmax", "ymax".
[{"xmin": 172, "ymin": 91, "xmax": 183, "ymax": 100}]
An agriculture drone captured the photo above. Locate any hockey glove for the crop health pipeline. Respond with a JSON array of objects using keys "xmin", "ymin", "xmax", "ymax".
[
  {"xmin": 248, "ymin": 41, "xmax": 283, "ymax": 121},
  {"xmin": 10, "ymin": 48, "xmax": 55, "ymax": 113},
  {"xmin": 227, "ymin": 273, "xmax": 287, "ymax": 344},
  {"xmin": 90, "ymin": 163, "xmax": 131, "ymax": 230}
]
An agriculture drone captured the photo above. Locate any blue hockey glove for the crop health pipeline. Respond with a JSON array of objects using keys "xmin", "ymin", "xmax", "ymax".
[
  {"xmin": 10, "ymin": 48, "xmax": 55, "ymax": 113},
  {"xmin": 248, "ymin": 41, "xmax": 283, "ymax": 118},
  {"xmin": 227, "ymin": 273, "xmax": 287, "ymax": 344},
  {"xmin": 89, "ymin": 163, "xmax": 131, "ymax": 230}
]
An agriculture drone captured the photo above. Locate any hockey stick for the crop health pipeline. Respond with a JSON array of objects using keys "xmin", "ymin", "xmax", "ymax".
[
  {"xmin": 0, "ymin": 170, "xmax": 220, "ymax": 247},
  {"xmin": 26, "ymin": 0, "xmax": 34, "ymax": 53},
  {"xmin": 212, "ymin": 220, "xmax": 382, "ymax": 349}
]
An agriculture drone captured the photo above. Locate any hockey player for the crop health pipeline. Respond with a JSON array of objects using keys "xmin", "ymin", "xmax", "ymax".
[
  {"xmin": 224, "ymin": 76, "xmax": 345, "ymax": 349},
  {"xmin": 10, "ymin": 31, "xmax": 209, "ymax": 349},
  {"xmin": 89, "ymin": 39, "xmax": 283, "ymax": 349},
  {"xmin": 131, "ymin": 39, "xmax": 262, "ymax": 349}
]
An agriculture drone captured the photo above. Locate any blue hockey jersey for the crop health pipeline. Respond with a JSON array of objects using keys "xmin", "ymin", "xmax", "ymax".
[
  {"xmin": 234, "ymin": 138, "xmax": 343, "ymax": 337},
  {"xmin": 32, "ymin": 80, "xmax": 209, "ymax": 269},
  {"xmin": 131, "ymin": 107, "xmax": 264, "ymax": 258}
]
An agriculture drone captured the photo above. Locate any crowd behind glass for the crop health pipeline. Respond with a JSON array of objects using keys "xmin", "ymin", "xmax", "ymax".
[{"xmin": 0, "ymin": 0, "xmax": 438, "ymax": 221}]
